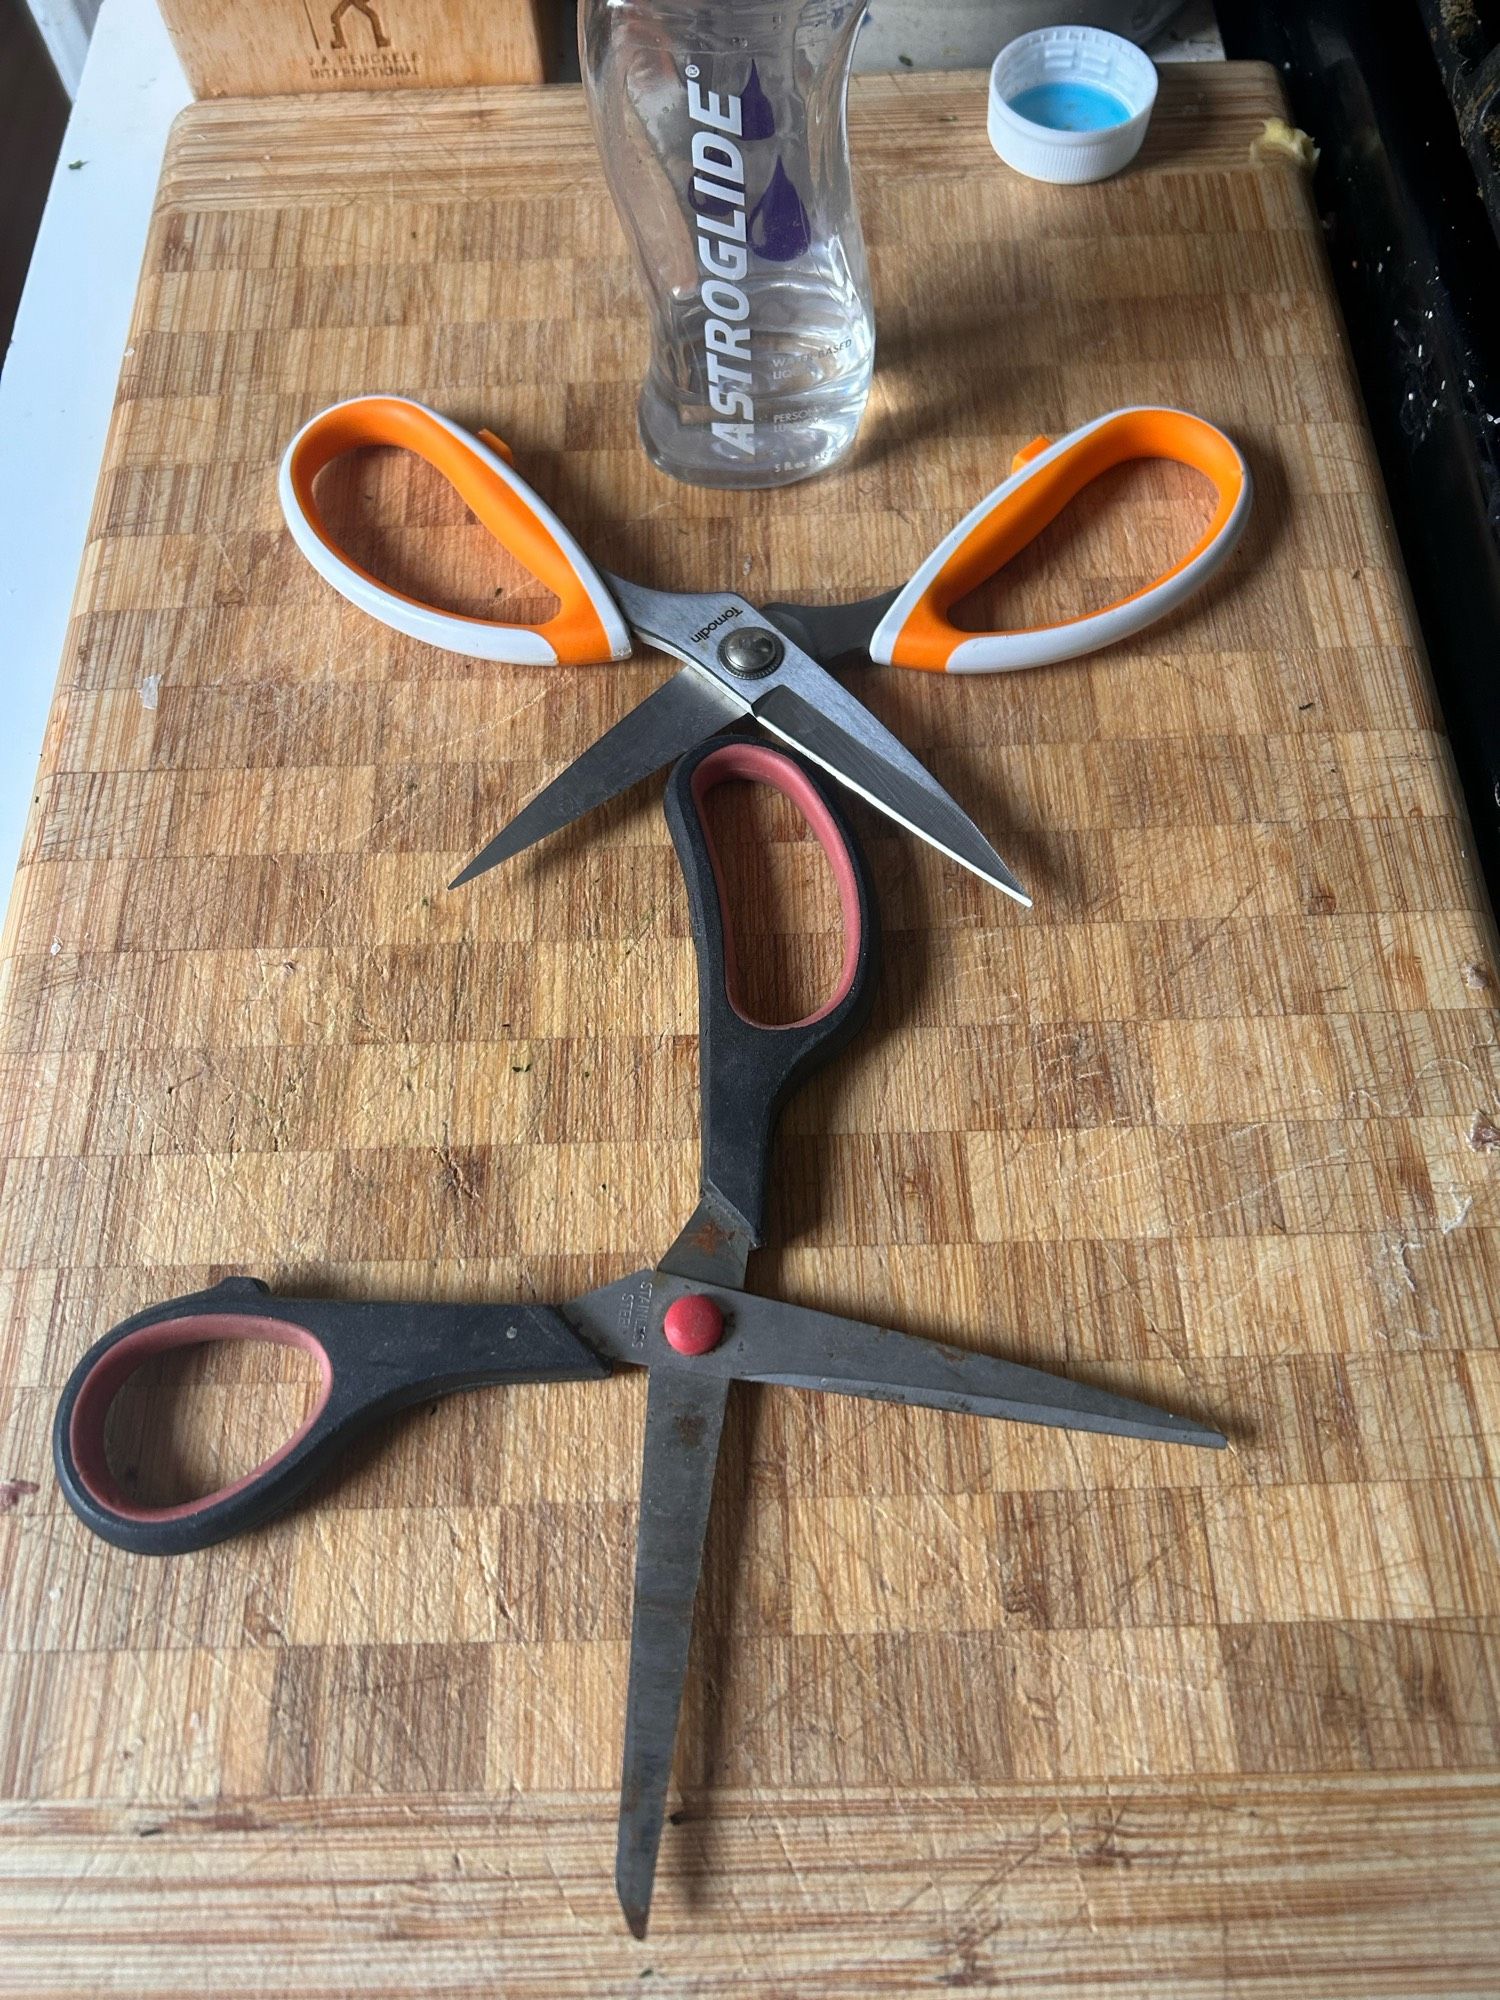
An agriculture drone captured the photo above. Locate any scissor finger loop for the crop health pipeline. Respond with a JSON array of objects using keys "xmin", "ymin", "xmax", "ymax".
[
  {"xmin": 871, "ymin": 404, "xmax": 1252, "ymax": 672},
  {"xmin": 53, "ymin": 1278, "xmax": 610, "ymax": 1555},
  {"xmin": 279, "ymin": 394, "xmax": 631, "ymax": 665}
]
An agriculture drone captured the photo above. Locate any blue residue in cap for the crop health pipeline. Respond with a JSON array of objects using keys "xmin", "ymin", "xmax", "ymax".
[{"xmin": 1008, "ymin": 81, "xmax": 1130, "ymax": 131}]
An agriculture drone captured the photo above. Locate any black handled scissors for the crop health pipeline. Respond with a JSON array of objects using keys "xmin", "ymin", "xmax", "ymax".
[{"xmin": 54, "ymin": 734, "xmax": 1225, "ymax": 1938}]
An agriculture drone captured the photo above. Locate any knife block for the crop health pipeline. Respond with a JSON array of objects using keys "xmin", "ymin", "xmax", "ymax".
[{"xmin": 155, "ymin": 0, "xmax": 551, "ymax": 95}]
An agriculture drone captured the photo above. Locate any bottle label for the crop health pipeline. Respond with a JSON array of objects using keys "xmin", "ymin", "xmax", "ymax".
[{"xmin": 686, "ymin": 67, "xmax": 756, "ymax": 458}]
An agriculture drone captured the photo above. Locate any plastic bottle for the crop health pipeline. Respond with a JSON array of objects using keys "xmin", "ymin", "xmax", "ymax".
[{"xmin": 581, "ymin": 0, "xmax": 874, "ymax": 489}]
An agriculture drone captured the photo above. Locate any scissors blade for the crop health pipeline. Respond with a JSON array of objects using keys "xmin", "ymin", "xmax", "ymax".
[
  {"xmin": 648, "ymin": 1284, "xmax": 1225, "ymax": 1450},
  {"xmin": 752, "ymin": 679, "xmax": 1030, "ymax": 905},
  {"xmin": 656, "ymin": 1192, "xmax": 754, "ymax": 1291},
  {"xmin": 449, "ymin": 668, "xmax": 744, "ymax": 887},
  {"xmin": 616, "ymin": 1365, "xmax": 731, "ymax": 1940},
  {"xmin": 559, "ymin": 1267, "xmax": 657, "ymax": 1368},
  {"xmin": 607, "ymin": 575, "xmax": 1028, "ymax": 904}
]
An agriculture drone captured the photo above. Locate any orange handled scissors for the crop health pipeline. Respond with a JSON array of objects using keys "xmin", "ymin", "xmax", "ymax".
[{"xmin": 280, "ymin": 396, "xmax": 1250, "ymax": 900}]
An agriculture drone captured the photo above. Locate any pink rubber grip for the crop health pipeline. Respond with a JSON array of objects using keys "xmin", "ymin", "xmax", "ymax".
[
  {"xmin": 689, "ymin": 741, "xmax": 863, "ymax": 1028},
  {"xmin": 67, "ymin": 1314, "xmax": 333, "ymax": 1524}
]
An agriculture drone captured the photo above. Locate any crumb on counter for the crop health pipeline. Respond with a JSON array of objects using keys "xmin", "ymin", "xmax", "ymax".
[{"xmin": 1251, "ymin": 117, "xmax": 1320, "ymax": 169}]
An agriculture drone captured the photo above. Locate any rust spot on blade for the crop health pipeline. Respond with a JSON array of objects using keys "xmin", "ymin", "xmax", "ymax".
[
  {"xmin": 673, "ymin": 1411, "xmax": 706, "ymax": 1451},
  {"xmin": 687, "ymin": 1215, "xmax": 733, "ymax": 1256}
]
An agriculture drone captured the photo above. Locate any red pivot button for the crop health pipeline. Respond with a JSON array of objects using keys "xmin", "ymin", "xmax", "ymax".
[{"xmin": 663, "ymin": 1294, "xmax": 724, "ymax": 1356}]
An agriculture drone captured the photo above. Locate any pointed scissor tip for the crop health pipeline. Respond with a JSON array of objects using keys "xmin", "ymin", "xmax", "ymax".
[
  {"xmin": 448, "ymin": 843, "xmax": 509, "ymax": 890},
  {"xmin": 1188, "ymin": 1423, "xmax": 1229, "ymax": 1449},
  {"xmin": 1149, "ymin": 1413, "xmax": 1227, "ymax": 1450},
  {"xmin": 623, "ymin": 1902, "xmax": 650, "ymax": 1941},
  {"xmin": 976, "ymin": 860, "xmax": 1030, "ymax": 907},
  {"xmin": 973, "ymin": 844, "xmax": 1031, "ymax": 907}
]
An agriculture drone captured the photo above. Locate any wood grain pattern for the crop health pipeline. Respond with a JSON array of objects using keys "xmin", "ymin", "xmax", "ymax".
[
  {"xmin": 157, "ymin": 0, "xmax": 548, "ymax": 97},
  {"xmin": 2, "ymin": 64, "xmax": 1499, "ymax": 1994}
]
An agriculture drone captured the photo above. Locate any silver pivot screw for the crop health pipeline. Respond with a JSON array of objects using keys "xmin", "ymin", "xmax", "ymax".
[{"xmin": 717, "ymin": 626, "xmax": 784, "ymax": 678}]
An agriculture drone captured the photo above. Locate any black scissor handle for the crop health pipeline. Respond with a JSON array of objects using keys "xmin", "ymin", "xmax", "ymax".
[
  {"xmin": 53, "ymin": 1276, "xmax": 608, "ymax": 1556},
  {"xmin": 664, "ymin": 734, "xmax": 880, "ymax": 1245}
]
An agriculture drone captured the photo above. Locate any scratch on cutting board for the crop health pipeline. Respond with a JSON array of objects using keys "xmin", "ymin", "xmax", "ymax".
[
  {"xmin": 1441, "ymin": 1191, "xmax": 1475, "ymax": 1235},
  {"xmin": 1034, "ymin": 1629, "xmax": 1228, "ymax": 1715},
  {"xmin": 209, "ymin": 528, "xmax": 250, "ymax": 606},
  {"xmin": 1379, "ymin": 1232, "xmax": 1421, "ymax": 1297},
  {"xmin": 431, "ymin": 1139, "xmax": 480, "ymax": 1204},
  {"xmin": 1055, "ymin": 1791, "xmax": 1107, "ymax": 1939},
  {"xmin": 1369, "ymin": 1231, "xmax": 1444, "ymax": 1347},
  {"xmin": 458, "ymin": 1514, "xmax": 599, "ymax": 1782}
]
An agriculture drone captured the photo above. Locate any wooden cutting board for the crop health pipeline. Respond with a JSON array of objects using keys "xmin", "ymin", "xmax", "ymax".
[{"xmin": 2, "ymin": 65, "xmax": 1499, "ymax": 1997}]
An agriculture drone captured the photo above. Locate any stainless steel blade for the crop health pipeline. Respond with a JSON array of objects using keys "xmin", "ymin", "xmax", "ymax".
[
  {"xmin": 604, "ymin": 574, "xmax": 1029, "ymax": 903},
  {"xmin": 560, "ymin": 1267, "xmax": 658, "ymax": 1370},
  {"xmin": 615, "ymin": 1365, "xmax": 731, "ymax": 1939},
  {"xmin": 752, "ymin": 681, "xmax": 1031, "ymax": 905},
  {"xmin": 448, "ymin": 667, "xmax": 744, "ymax": 887},
  {"xmin": 573, "ymin": 1206, "xmax": 749, "ymax": 1939},
  {"xmin": 601, "ymin": 572, "xmax": 769, "ymax": 666},
  {"xmin": 656, "ymin": 1192, "xmax": 754, "ymax": 1291},
  {"xmin": 639, "ymin": 1278, "xmax": 1226, "ymax": 1449},
  {"xmin": 559, "ymin": 1193, "xmax": 754, "ymax": 1372}
]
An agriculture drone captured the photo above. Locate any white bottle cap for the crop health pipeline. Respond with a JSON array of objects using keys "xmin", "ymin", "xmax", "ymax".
[{"xmin": 988, "ymin": 26, "xmax": 1158, "ymax": 185}]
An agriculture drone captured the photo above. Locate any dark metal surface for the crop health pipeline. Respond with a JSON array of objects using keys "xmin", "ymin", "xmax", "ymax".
[
  {"xmin": 655, "ymin": 1192, "xmax": 756, "ymax": 1292},
  {"xmin": 610, "ymin": 1191, "xmax": 751, "ymax": 1938},
  {"xmin": 1220, "ymin": 0, "xmax": 1500, "ymax": 911},
  {"xmin": 448, "ymin": 666, "xmax": 742, "ymax": 888},
  {"xmin": 640, "ymin": 1272, "xmax": 1228, "ymax": 1449},
  {"xmin": 614, "ymin": 1362, "xmax": 731, "ymax": 1940}
]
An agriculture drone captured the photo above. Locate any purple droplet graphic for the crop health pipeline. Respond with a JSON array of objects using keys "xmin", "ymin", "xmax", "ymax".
[
  {"xmin": 749, "ymin": 156, "xmax": 811, "ymax": 263},
  {"xmin": 740, "ymin": 60, "xmax": 776, "ymax": 140}
]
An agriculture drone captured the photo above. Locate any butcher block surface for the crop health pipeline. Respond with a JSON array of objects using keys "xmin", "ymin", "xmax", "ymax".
[{"xmin": 1, "ymin": 64, "xmax": 1499, "ymax": 1997}]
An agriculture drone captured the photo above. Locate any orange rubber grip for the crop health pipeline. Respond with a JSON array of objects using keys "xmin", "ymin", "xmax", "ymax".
[
  {"xmin": 280, "ymin": 396, "xmax": 630, "ymax": 667},
  {"xmin": 877, "ymin": 407, "xmax": 1252, "ymax": 674}
]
